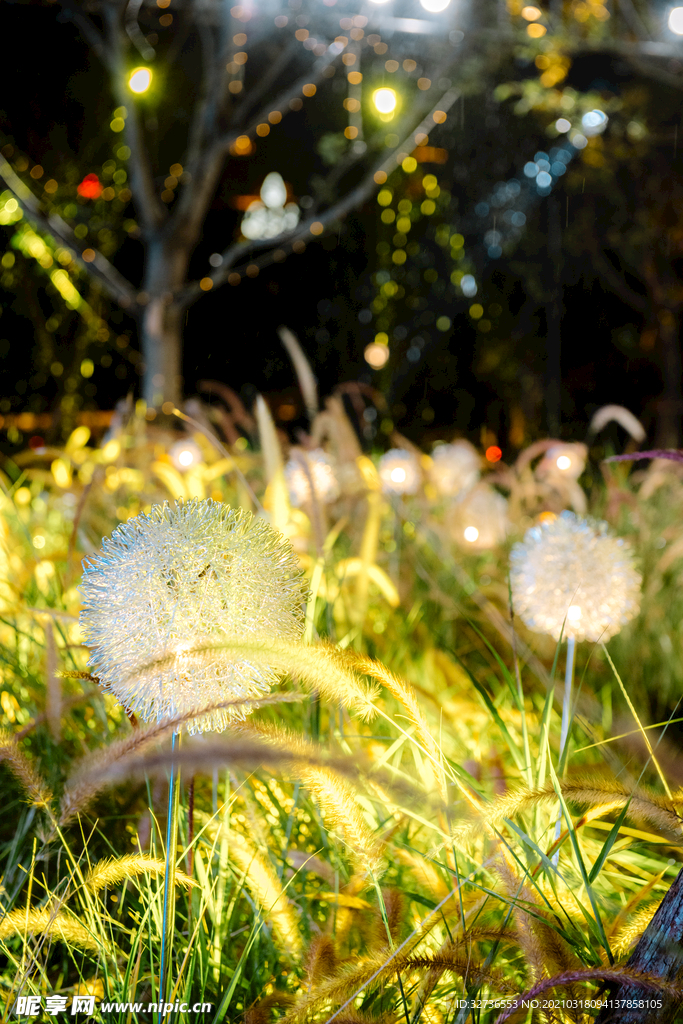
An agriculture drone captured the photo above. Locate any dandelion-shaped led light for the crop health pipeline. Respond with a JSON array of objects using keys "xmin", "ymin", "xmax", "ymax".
[
  {"xmin": 537, "ymin": 443, "xmax": 586, "ymax": 481},
  {"xmin": 378, "ymin": 449, "xmax": 420, "ymax": 496},
  {"xmin": 510, "ymin": 511, "xmax": 641, "ymax": 644},
  {"xmin": 430, "ymin": 441, "xmax": 481, "ymax": 498},
  {"xmin": 510, "ymin": 511, "xmax": 641, "ymax": 859},
  {"xmin": 169, "ymin": 439, "xmax": 204, "ymax": 472},
  {"xmin": 80, "ymin": 498, "xmax": 307, "ymax": 735},
  {"xmin": 285, "ymin": 448, "xmax": 339, "ymax": 507},
  {"xmin": 448, "ymin": 484, "xmax": 509, "ymax": 550}
]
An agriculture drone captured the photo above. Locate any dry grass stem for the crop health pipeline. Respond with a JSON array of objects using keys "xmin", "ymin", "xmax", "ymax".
[{"xmin": 0, "ymin": 729, "xmax": 53, "ymax": 809}]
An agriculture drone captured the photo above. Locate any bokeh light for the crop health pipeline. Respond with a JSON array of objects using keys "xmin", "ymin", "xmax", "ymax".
[
  {"xmin": 669, "ymin": 6, "xmax": 683, "ymax": 32},
  {"xmin": 373, "ymin": 88, "xmax": 397, "ymax": 114},
  {"xmin": 169, "ymin": 439, "xmax": 203, "ymax": 472},
  {"xmin": 464, "ymin": 526, "xmax": 479, "ymax": 543},
  {"xmin": 129, "ymin": 67, "xmax": 152, "ymax": 93},
  {"xmin": 364, "ymin": 342, "xmax": 389, "ymax": 368},
  {"xmin": 419, "ymin": 0, "xmax": 451, "ymax": 11}
]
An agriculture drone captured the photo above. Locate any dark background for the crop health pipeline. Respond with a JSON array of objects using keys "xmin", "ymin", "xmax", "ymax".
[{"xmin": 0, "ymin": 0, "xmax": 675, "ymax": 450}]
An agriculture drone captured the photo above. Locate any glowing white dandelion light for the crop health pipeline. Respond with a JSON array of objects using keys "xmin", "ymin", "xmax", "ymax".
[
  {"xmin": 80, "ymin": 499, "xmax": 307, "ymax": 734},
  {"xmin": 510, "ymin": 511, "xmax": 641, "ymax": 643},
  {"xmin": 378, "ymin": 449, "xmax": 420, "ymax": 495},
  {"xmin": 285, "ymin": 448, "xmax": 339, "ymax": 507},
  {"xmin": 448, "ymin": 484, "xmax": 509, "ymax": 550},
  {"xmin": 429, "ymin": 440, "xmax": 480, "ymax": 498},
  {"xmin": 169, "ymin": 439, "xmax": 203, "ymax": 472}
]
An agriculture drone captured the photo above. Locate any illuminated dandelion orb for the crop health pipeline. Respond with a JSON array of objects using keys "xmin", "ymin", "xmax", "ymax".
[
  {"xmin": 448, "ymin": 484, "xmax": 508, "ymax": 550},
  {"xmin": 285, "ymin": 448, "xmax": 340, "ymax": 507},
  {"xmin": 537, "ymin": 443, "xmax": 586, "ymax": 482},
  {"xmin": 169, "ymin": 439, "xmax": 203, "ymax": 472},
  {"xmin": 80, "ymin": 499, "xmax": 307, "ymax": 734},
  {"xmin": 430, "ymin": 441, "xmax": 480, "ymax": 498},
  {"xmin": 510, "ymin": 511, "xmax": 641, "ymax": 642},
  {"xmin": 378, "ymin": 449, "xmax": 420, "ymax": 495}
]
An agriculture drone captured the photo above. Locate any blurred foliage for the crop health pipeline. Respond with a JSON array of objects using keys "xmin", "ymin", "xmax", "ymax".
[{"xmin": 1, "ymin": 400, "xmax": 683, "ymax": 1020}]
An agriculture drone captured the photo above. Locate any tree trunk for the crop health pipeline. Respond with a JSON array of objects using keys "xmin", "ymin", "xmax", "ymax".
[
  {"xmin": 595, "ymin": 864, "xmax": 683, "ymax": 1024},
  {"xmin": 139, "ymin": 236, "xmax": 192, "ymax": 409}
]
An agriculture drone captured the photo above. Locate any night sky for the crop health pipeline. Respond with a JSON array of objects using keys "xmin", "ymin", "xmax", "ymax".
[{"xmin": 0, "ymin": 0, "xmax": 674, "ymax": 451}]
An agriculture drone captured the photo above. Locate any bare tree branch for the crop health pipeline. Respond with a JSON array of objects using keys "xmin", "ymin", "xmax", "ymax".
[
  {"xmin": 0, "ymin": 154, "xmax": 139, "ymax": 310},
  {"xmin": 101, "ymin": 3, "xmax": 166, "ymax": 232},
  {"xmin": 230, "ymin": 37, "xmax": 299, "ymax": 127},
  {"xmin": 591, "ymin": 247, "xmax": 648, "ymax": 313},
  {"xmin": 58, "ymin": 0, "xmax": 113, "ymax": 71},
  {"xmin": 178, "ymin": 86, "xmax": 462, "ymax": 304}
]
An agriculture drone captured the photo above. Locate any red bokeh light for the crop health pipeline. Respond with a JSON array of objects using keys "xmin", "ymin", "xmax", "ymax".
[
  {"xmin": 28, "ymin": 435, "xmax": 45, "ymax": 450},
  {"xmin": 77, "ymin": 174, "xmax": 103, "ymax": 199},
  {"xmin": 485, "ymin": 445, "xmax": 502, "ymax": 463}
]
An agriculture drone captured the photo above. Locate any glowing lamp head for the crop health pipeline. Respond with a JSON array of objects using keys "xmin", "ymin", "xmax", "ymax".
[
  {"xmin": 364, "ymin": 342, "xmax": 389, "ymax": 369},
  {"xmin": 129, "ymin": 67, "xmax": 152, "ymax": 94},
  {"xmin": 669, "ymin": 6, "xmax": 683, "ymax": 32},
  {"xmin": 373, "ymin": 88, "xmax": 397, "ymax": 115},
  {"xmin": 378, "ymin": 449, "xmax": 420, "ymax": 495},
  {"xmin": 169, "ymin": 439, "xmax": 204, "ymax": 473},
  {"xmin": 464, "ymin": 526, "xmax": 479, "ymax": 543}
]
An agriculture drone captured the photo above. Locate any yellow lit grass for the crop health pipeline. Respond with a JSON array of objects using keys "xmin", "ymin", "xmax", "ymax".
[
  {"xmin": 453, "ymin": 776, "xmax": 683, "ymax": 845},
  {"xmin": 59, "ymin": 691, "xmax": 306, "ymax": 826},
  {"xmin": 0, "ymin": 907, "xmax": 100, "ymax": 953},
  {"xmin": 228, "ymin": 832, "xmax": 303, "ymax": 957},
  {"xmin": 83, "ymin": 854, "xmax": 197, "ymax": 893},
  {"xmin": 0, "ymin": 729, "xmax": 52, "ymax": 809}
]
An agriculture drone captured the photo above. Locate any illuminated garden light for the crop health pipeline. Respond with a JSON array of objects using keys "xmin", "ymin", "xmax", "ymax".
[
  {"xmin": 129, "ymin": 67, "xmax": 152, "ymax": 94},
  {"xmin": 373, "ymin": 88, "xmax": 397, "ymax": 114},
  {"xmin": 378, "ymin": 449, "xmax": 420, "ymax": 495},
  {"xmin": 364, "ymin": 342, "xmax": 389, "ymax": 368},
  {"xmin": 169, "ymin": 439, "xmax": 203, "ymax": 472},
  {"xmin": 669, "ymin": 6, "xmax": 683, "ymax": 33}
]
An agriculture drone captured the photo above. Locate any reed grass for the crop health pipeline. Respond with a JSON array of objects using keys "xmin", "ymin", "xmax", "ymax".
[{"xmin": 1, "ymin": 414, "xmax": 683, "ymax": 1023}]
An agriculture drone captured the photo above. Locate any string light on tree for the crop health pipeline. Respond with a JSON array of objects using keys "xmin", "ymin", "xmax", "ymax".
[
  {"xmin": 373, "ymin": 88, "xmax": 397, "ymax": 114},
  {"xmin": 429, "ymin": 440, "xmax": 481, "ymax": 498},
  {"xmin": 669, "ymin": 6, "xmax": 683, "ymax": 32},
  {"xmin": 128, "ymin": 67, "xmax": 153, "ymax": 93}
]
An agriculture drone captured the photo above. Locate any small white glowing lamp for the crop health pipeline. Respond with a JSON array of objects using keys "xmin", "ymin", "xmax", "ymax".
[
  {"xmin": 378, "ymin": 449, "xmax": 420, "ymax": 495},
  {"xmin": 169, "ymin": 439, "xmax": 203, "ymax": 472},
  {"xmin": 373, "ymin": 88, "xmax": 397, "ymax": 115},
  {"xmin": 129, "ymin": 67, "xmax": 152, "ymax": 94},
  {"xmin": 669, "ymin": 6, "xmax": 683, "ymax": 33}
]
